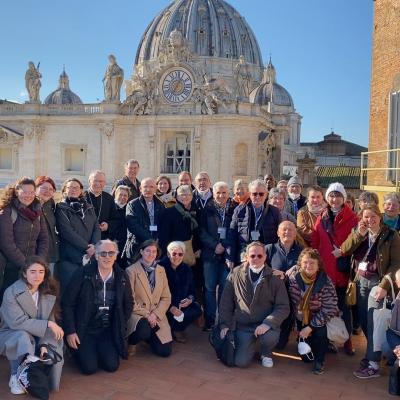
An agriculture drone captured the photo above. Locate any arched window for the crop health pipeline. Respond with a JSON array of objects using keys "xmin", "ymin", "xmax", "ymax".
[{"xmin": 234, "ymin": 143, "xmax": 248, "ymax": 176}]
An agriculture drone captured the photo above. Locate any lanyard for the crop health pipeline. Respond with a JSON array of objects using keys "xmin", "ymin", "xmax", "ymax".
[
  {"xmin": 146, "ymin": 201, "xmax": 155, "ymax": 225},
  {"xmin": 100, "ymin": 270, "xmax": 113, "ymax": 306},
  {"xmin": 252, "ymin": 205, "xmax": 264, "ymax": 230}
]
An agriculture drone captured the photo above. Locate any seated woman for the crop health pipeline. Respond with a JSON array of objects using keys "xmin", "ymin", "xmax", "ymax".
[
  {"xmin": 126, "ymin": 240, "xmax": 173, "ymax": 357},
  {"xmin": 62, "ymin": 239, "xmax": 133, "ymax": 375},
  {"xmin": 288, "ymin": 248, "xmax": 338, "ymax": 375},
  {"xmin": 159, "ymin": 241, "xmax": 202, "ymax": 343},
  {"xmin": 0, "ymin": 256, "xmax": 64, "ymax": 395}
]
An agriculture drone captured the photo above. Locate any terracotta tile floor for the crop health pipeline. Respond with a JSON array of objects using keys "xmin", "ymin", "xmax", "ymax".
[{"xmin": 0, "ymin": 327, "xmax": 394, "ymax": 399}]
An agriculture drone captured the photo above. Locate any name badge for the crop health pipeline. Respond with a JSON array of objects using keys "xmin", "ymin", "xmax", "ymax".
[
  {"xmin": 251, "ymin": 230, "xmax": 260, "ymax": 241},
  {"xmin": 358, "ymin": 261, "xmax": 368, "ymax": 272},
  {"xmin": 150, "ymin": 225, "xmax": 158, "ymax": 232},
  {"xmin": 218, "ymin": 227, "xmax": 227, "ymax": 239}
]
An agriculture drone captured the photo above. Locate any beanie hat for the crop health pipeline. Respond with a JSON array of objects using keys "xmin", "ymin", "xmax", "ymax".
[
  {"xmin": 288, "ymin": 175, "xmax": 302, "ymax": 187},
  {"xmin": 325, "ymin": 182, "xmax": 346, "ymax": 201}
]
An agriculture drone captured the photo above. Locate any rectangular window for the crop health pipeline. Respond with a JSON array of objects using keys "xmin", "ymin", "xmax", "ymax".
[
  {"xmin": 63, "ymin": 146, "xmax": 86, "ymax": 174},
  {"xmin": 388, "ymin": 91, "xmax": 400, "ymax": 181},
  {"xmin": 162, "ymin": 132, "xmax": 191, "ymax": 174},
  {"xmin": 0, "ymin": 147, "xmax": 12, "ymax": 170}
]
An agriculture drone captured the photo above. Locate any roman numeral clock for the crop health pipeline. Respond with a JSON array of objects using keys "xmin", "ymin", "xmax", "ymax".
[{"xmin": 161, "ymin": 68, "xmax": 193, "ymax": 104}]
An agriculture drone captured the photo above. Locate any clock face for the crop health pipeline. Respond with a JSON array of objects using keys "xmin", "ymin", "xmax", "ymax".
[{"xmin": 162, "ymin": 69, "xmax": 193, "ymax": 103}]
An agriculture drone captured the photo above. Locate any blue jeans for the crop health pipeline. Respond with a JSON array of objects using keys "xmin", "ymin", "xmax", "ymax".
[{"xmin": 203, "ymin": 259, "xmax": 229, "ymax": 324}]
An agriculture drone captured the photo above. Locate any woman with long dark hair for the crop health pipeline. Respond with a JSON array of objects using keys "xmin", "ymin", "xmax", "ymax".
[
  {"xmin": 0, "ymin": 256, "xmax": 64, "ymax": 394},
  {"xmin": 0, "ymin": 177, "xmax": 48, "ymax": 298}
]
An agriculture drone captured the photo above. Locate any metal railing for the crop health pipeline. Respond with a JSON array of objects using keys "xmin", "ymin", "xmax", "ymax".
[{"xmin": 360, "ymin": 148, "xmax": 400, "ymax": 191}]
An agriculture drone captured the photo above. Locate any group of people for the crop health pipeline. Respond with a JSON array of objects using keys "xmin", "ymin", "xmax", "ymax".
[{"xmin": 1, "ymin": 158, "xmax": 400, "ymax": 395}]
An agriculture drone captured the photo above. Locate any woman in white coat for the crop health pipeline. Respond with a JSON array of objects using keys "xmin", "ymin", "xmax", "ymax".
[{"xmin": 0, "ymin": 256, "xmax": 64, "ymax": 395}]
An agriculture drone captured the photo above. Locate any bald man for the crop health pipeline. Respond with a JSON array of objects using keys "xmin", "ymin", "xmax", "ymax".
[{"xmin": 126, "ymin": 177, "xmax": 166, "ymax": 247}]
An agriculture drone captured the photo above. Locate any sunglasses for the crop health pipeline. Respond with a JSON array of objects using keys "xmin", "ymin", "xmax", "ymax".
[
  {"xmin": 251, "ymin": 192, "xmax": 265, "ymax": 197},
  {"xmin": 171, "ymin": 252, "xmax": 184, "ymax": 257},
  {"xmin": 98, "ymin": 251, "xmax": 117, "ymax": 258},
  {"xmin": 249, "ymin": 254, "xmax": 264, "ymax": 259}
]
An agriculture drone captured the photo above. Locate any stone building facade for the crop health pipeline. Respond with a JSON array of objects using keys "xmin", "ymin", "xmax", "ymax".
[{"xmin": 0, "ymin": 0, "xmax": 301, "ymax": 188}]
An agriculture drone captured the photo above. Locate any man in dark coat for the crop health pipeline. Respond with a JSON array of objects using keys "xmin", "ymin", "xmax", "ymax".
[
  {"xmin": 227, "ymin": 179, "xmax": 281, "ymax": 267},
  {"xmin": 84, "ymin": 170, "xmax": 118, "ymax": 240},
  {"xmin": 62, "ymin": 240, "xmax": 133, "ymax": 375},
  {"xmin": 126, "ymin": 178, "xmax": 165, "ymax": 251},
  {"xmin": 200, "ymin": 181, "xmax": 235, "ymax": 330},
  {"xmin": 193, "ymin": 171, "xmax": 213, "ymax": 214},
  {"xmin": 284, "ymin": 175, "xmax": 307, "ymax": 218},
  {"xmin": 112, "ymin": 159, "xmax": 141, "ymax": 201}
]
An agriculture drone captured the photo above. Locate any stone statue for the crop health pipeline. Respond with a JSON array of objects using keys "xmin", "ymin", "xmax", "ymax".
[
  {"xmin": 234, "ymin": 55, "xmax": 251, "ymax": 99},
  {"xmin": 103, "ymin": 54, "xmax": 124, "ymax": 103},
  {"xmin": 260, "ymin": 132, "xmax": 276, "ymax": 175},
  {"xmin": 25, "ymin": 61, "xmax": 42, "ymax": 103}
]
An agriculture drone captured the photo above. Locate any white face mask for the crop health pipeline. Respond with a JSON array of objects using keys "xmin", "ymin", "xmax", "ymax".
[
  {"xmin": 248, "ymin": 264, "xmax": 265, "ymax": 274},
  {"xmin": 288, "ymin": 192, "xmax": 300, "ymax": 201}
]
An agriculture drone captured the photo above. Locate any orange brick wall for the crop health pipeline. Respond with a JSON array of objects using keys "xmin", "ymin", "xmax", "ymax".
[{"xmin": 368, "ymin": 0, "xmax": 400, "ymax": 184}]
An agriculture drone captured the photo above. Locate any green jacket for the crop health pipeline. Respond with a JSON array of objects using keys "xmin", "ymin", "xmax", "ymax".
[{"xmin": 341, "ymin": 225, "xmax": 400, "ymax": 292}]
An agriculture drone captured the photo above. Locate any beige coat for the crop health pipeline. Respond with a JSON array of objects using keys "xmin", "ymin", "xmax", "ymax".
[{"xmin": 126, "ymin": 261, "xmax": 172, "ymax": 344}]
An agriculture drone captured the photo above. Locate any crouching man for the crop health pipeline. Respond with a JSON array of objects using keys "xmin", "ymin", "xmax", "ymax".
[{"xmin": 219, "ymin": 241, "xmax": 289, "ymax": 368}]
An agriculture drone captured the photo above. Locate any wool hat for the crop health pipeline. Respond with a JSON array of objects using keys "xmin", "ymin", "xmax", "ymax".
[
  {"xmin": 325, "ymin": 182, "xmax": 347, "ymax": 200},
  {"xmin": 287, "ymin": 175, "xmax": 302, "ymax": 187}
]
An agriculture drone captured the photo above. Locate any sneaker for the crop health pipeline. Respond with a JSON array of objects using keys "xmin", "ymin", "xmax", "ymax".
[
  {"xmin": 9, "ymin": 375, "xmax": 25, "ymax": 395},
  {"xmin": 312, "ymin": 362, "xmax": 325, "ymax": 375},
  {"xmin": 261, "ymin": 356, "xmax": 274, "ymax": 368},
  {"xmin": 359, "ymin": 358, "xmax": 369, "ymax": 369},
  {"xmin": 353, "ymin": 366, "xmax": 380, "ymax": 379},
  {"xmin": 327, "ymin": 341, "xmax": 338, "ymax": 354},
  {"xmin": 344, "ymin": 339, "xmax": 356, "ymax": 356}
]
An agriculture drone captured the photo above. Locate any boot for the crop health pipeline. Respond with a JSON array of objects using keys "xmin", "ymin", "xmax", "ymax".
[{"xmin": 389, "ymin": 359, "xmax": 400, "ymax": 395}]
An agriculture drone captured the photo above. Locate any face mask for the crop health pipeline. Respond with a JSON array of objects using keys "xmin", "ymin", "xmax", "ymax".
[
  {"xmin": 288, "ymin": 192, "xmax": 300, "ymax": 201},
  {"xmin": 248, "ymin": 264, "xmax": 264, "ymax": 274}
]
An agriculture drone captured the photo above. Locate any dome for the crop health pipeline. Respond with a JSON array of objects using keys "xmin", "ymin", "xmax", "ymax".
[
  {"xmin": 44, "ymin": 69, "xmax": 82, "ymax": 105},
  {"xmin": 135, "ymin": 0, "xmax": 263, "ymax": 67},
  {"xmin": 249, "ymin": 60, "xmax": 293, "ymax": 107}
]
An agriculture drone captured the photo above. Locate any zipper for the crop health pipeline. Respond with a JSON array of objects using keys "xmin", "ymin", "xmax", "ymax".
[{"xmin": 25, "ymin": 223, "xmax": 34, "ymax": 257}]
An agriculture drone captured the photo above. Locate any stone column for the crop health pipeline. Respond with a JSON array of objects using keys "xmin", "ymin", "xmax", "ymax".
[{"xmin": 99, "ymin": 122, "xmax": 115, "ymax": 182}]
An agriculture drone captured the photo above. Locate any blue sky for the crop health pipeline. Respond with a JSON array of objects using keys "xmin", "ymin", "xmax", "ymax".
[{"xmin": 0, "ymin": 0, "xmax": 372, "ymax": 146}]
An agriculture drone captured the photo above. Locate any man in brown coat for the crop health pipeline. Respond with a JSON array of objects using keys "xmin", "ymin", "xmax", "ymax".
[{"xmin": 219, "ymin": 241, "xmax": 290, "ymax": 368}]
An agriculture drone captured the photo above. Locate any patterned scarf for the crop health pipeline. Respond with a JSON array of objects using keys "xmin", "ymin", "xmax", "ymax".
[
  {"xmin": 298, "ymin": 270, "xmax": 317, "ymax": 325},
  {"xmin": 140, "ymin": 260, "xmax": 157, "ymax": 292}
]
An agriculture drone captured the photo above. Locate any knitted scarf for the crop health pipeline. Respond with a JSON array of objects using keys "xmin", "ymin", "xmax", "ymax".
[
  {"xmin": 298, "ymin": 270, "xmax": 317, "ymax": 325},
  {"xmin": 12, "ymin": 198, "xmax": 41, "ymax": 222},
  {"xmin": 140, "ymin": 260, "xmax": 157, "ymax": 292},
  {"xmin": 174, "ymin": 202, "xmax": 198, "ymax": 231}
]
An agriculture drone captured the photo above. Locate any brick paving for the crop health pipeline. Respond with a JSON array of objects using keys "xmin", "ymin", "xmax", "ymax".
[{"xmin": 0, "ymin": 326, "xmax": 393, "ymax": 400}]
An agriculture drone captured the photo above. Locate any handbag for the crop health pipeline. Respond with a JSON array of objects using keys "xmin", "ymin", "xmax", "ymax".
[
  {"xmin": 209, "ymin": 325, "xmax": 236, "ymax": 367},
  {"xmin": 326, "ymin": 316, "xmax": 349, "ymax": 346},
  {"xmin": 183, "ymin": 238, "xmax": 196, "ymax": 267},
  {"xmin": 346, "ymin": 269, "xmax": 359, "ymax": 306},
  {"xmin": 373, "ymin": 274, "xmax": 396, "ymax": 352},
  {"xmin": 17, "ymin": 344, "xmax": 62, "ymax": 400}
]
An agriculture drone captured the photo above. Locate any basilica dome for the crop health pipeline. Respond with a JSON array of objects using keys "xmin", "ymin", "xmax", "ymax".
[
  {"xmin": 135, "ymin": 0, "xmax": 263, "ymax": 67},
  {"xmin": 44, "ymin": 69, "xmax": 82, "ymax": 105},
  {"xmin": 249, "ymin": 60, "xmax": 294, "ymax": 108}
]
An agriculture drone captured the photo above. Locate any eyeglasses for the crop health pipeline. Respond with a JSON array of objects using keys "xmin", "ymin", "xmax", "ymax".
[
  {"xmin": 251, "ymin": 192, "xmax": 265, "ymax": 197},
  {"xmin": 249, "ymin": 254, "xmax": 264, "ymax": 259},
  {"xmin": 98, "ymin": 251, "xmax": 117, "ymax": 258},
  {"xmin": 171, "ymin": 252, "xmax": 184, "ymax": 257}
]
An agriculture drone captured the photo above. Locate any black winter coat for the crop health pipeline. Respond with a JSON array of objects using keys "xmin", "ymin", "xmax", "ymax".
[
  {"xmin": 199, "ymin": 200, "xmax": 235, "ymax": 262},
  {"xmin": 61, "ymin": 261, "xmax": 133, "ymax": 358},
  {"xmin": 125, "ymin": 195, "xmax": 165, "ymax": 245},
  {"xmin": 227, "ymin": 201, "xmax": 281, "ymax": 264},
  {"xmin": 109, "ymin": 204, "xmax": 127, "ymax": 254},
  {"xmin": 55, "ymin": 199, "xmax": 101, "ymax": 264},
  {"xmin": 111, "ymin": 176, "xmax": 140, "ymax": 201}
]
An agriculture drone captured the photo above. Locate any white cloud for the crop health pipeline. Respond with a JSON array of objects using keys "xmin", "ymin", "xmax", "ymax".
[{"xmin": 19, "ymin": 91, "xmax": 27, "ymax": 97}]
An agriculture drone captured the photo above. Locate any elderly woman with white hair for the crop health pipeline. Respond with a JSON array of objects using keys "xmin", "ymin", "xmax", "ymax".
[
  {"xmin": 159, "ymin": 241, "xmax": 202, "ymax": 343},
  {"xmin": 382, "ymin": 192, "xmax": 400, "ymax": 231},
  {"xmin": 62, "ymin": 239, "xmax": 133, "ymax": 375},
  {"xmin": 268, "ymin": 188, "xmax": 296, "ymax": 225}
]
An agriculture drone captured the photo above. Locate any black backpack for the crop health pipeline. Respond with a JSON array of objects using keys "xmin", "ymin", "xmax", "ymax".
[{"xmin": 209, "ymin": 325, "xmax": 236, "ymax": 367}]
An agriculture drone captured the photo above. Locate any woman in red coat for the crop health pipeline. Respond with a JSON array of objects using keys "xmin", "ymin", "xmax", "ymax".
[{"xmin": 312, "ymin": 182, "xmax": 358, "ymax": 355}]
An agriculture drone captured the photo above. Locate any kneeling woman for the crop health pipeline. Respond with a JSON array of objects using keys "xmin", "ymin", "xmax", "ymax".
[
  {"xmin": 0, "ymin": 256, "xmax": 64, "ymax": 395},
  {"xmin": 288, "ymin": 248, "xmax": 338, "ymax": 375},
  {"xmin": 127, "ymin": 240, "xmax": 173, "ymax": 357},
  {"xmin": 159, "ymin": 241, "xmax": 202, "ymax": 343},
  {"xmin": 62, "ymin": 240, "xmax": 133, "ymax": 375}
]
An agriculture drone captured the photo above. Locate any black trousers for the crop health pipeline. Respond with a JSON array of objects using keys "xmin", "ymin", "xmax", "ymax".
[
  {"xmin": 129, "ymin": 319, "xmax": 172, "ymax": 358},
  {"xmin": 336, "ymin": 287, "xmax": 352, "ymax": 336},
  {"xmin": 167, "ymin": 302, "xmax": 202, "ymax": 332},
  {"xmin": 297, "ymin": 321, "xmax": 328, "ymax": 363},
  {"xmin": 75, "ymin": 328, "xmax": 120, "ymax": 375}
]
